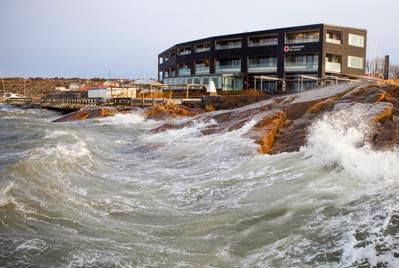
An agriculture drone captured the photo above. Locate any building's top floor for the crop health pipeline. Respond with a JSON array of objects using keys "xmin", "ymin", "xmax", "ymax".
[{"xmin": 159, "ymin": 23, "xmax": 367, "ymax": 59}]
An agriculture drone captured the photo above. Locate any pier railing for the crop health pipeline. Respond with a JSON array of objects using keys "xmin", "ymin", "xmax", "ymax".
[{"xmin": 3, "ymin": 97, "xmax": 196, "ymax": 111}]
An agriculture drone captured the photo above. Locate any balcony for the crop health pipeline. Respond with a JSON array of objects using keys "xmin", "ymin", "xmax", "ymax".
[
  {"xmin": 195, "ymin": 66, "xmax": 210, "ymax": 75},
  {"xmin": 215, "ymin": 65, "xmax": 241, "ymax": 73},
  {"xmin": 248, "ymin": 64, "xmax": 277, "ymax": 73},
  {"xmin": 285, "ymin": 63, "xmax": 318, "ymax": 72},
  {"xmin": 326, "ymin": 62, "xmax": 342, "ymax": 73},
  {"xmin": 286, "ymin": 37, "xmax": 319, "ymax": 44},
  {"xmin": 195, "ymin": 44, "xmax": 210, "ymax": 53},
  {"xmin": 326, "ymin": 38, "xmax": 342, "ymax": 45},
  {"xmin": 178, "ymin": 68, "xmax": 191, "ymax": 76},
  {"xmin": 178, "ymin": 48, "xmax": 191, "ymax": 56},
  {"xmin": 248, "ymin": 35, "xmax": 278, "ymax": 47},
  {"xmin": 215, "ymin": 40, "xmax": 242, "ymax": 50},
  {"xmin": 286, "ymin": 31, "xmax": 320, "ymax": 44}
]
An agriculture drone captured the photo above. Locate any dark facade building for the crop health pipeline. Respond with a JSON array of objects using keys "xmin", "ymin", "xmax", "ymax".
[{"xmin": 158, "ymin": 24, "xmax": 367, "ymax": 92}]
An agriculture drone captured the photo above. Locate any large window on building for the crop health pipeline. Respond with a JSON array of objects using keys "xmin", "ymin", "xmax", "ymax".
[
  {"xmin": 286, "ymin": 30, "xmax": 320, "ymax": 44},
  {"xmin": 348, "ymin": 56, "xmax": 364, "ymax": 69},
  {"xmin": 285, "ymin": 54, "xmax": 319, "ymax": 71},
  {"xmin": 215, "ymin": 58, "xmax": 241, "ymax": 73},
  {"xmin": 248, "ymin": 56, "xmax": 277, "ymax": 73},
  {"xmin": 215, "ymin": 39, "xmax": 242, "ymax": 50},
  {"xmin": 195, "ymin": 43, "xmax": 210, "ymax": 53},
  {"xmin": 248, "ymin": 34, "xmax": 278, "ymax": 47},
  {"xmin": 348, "ymin": 33, "xmax": 365, "ymax": 48}
]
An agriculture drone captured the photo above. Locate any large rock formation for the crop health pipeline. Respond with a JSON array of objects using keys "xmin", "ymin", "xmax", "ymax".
[{"xmin": 152, "ymin": 81, "xmax": 399, "ymax": 154}]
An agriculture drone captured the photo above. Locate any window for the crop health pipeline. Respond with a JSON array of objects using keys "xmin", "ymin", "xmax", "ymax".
[
  {"xmin": 248, "ymin": 35, "xmax": 278, "ymax": 47},
  {"xmin": 348, "ymin": 56, "xmax": 364, "ymax": 69},
  {"xmin": 202, "ymin": 77, "xmax": 209, "ymax": 85},
  {"xmin": 348, "ymin": 33, "xmax": 365, "ymax": 48}
]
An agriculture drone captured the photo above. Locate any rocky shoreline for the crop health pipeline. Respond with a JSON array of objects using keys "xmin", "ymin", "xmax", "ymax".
[
  {"xmin": 151, "ymin": 81, "xmax": 399, "ymax": 154},
  {"xmin": 51, "ymin": 81, "xmax": 399, "ymax": 154}
]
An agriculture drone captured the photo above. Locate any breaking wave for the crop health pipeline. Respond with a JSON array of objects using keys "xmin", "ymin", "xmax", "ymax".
[
  {"xmin": 302, "ymin": 106, "xmax": 399, "ymax": 182},
  {"xmin": 1, "ymin": 103, "xmax": 399, "ymax": 267}
]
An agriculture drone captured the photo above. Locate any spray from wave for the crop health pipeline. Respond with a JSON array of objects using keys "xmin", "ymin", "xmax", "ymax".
[
  {"xmin": 302, "ymin": 106, "xmax": 399, "ymax": 183},
  {"xmin": 0, "ymin": 182, "xmax": 14, "ymax": 207}
]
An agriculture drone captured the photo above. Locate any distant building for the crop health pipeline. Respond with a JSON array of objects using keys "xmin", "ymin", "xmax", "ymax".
[
  {"xmin": 87, "ymin": 87, "xmax": 136, "ymax": 99},
  {"xmin": 158, "ymin": 24, "xmax": 367, "ymax": 92}
]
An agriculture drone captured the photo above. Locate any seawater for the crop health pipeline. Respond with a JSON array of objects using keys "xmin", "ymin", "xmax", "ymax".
[{"xmin": 1, "ymin": 103, "xmax": 399, "ymax": 267}]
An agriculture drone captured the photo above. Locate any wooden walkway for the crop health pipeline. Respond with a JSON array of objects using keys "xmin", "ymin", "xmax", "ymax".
[{"xmin": 2, "ymin": 97, "xmax": 197, "ymax": 112}]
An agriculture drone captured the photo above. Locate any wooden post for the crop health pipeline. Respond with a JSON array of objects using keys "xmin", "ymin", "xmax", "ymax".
[
  {"xmin": 384, "ymin": 55, "xmax": 390, "ymax": 80},
  {"xmin": 186, "ymin": 84, "xmax": 189, "ymax": 99}
]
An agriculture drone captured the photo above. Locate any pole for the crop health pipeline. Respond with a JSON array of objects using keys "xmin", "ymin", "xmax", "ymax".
[
  {"xmin": 384, "ymin": 55, "xmax": 390, "ymax": 80},
  {"xmin": 260, "ymin": 78, "xmax": 263, "ymax": 91},
  {"xmin": 24, "ymin": 77, "xmax": 26, "ymax": 97},
  {"xmin": 0, "ymin": 69, "xmax": 5, "ymax": 96}
]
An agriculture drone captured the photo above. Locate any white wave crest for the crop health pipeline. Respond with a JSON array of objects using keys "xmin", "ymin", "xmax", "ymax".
[
  {"xmin": 0, "ymin": 182, "xmax": 14, "ymax": 207},
  {"xmin": 302, "ymin": 107, "xmax": 399, "ymax": 183},
  {"xmin": 96, "ymin": 110, "xmax": 148, "ymax": 126}
]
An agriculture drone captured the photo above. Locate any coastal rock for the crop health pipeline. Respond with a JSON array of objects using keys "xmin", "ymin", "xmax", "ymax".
[
  {"xmin": 52, "ymin": 107, "xmax": 118, "ymax": 122},
  {"xmin": 152, "ymin": 81, "xmax": 399, "ymax": 154}
]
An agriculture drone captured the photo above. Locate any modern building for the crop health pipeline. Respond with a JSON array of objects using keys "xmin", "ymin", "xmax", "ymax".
[{"xmin": 158, "ymin": 24, "xmax": 367, "ymax": 92}]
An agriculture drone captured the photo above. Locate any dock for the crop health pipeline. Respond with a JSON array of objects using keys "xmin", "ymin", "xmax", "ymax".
[{"xmin": 2, "ymin": 96, "xmax": 199, "ymax": 112}]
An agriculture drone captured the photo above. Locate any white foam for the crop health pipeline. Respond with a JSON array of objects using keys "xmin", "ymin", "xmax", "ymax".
[
  {"xmin": 95, "ymin": 110, "xmax": 148, "ymax": 126},
  {"xmin": 0, "ymin": 182, "xmax": 13, "ymax": 207},
  {"xmin": 302, "ymin": 106, "xmax": 399, "ymax": 183},
  {"xmin": 44, "ymin": 129, "xmax": 71, "ymax": 139}
]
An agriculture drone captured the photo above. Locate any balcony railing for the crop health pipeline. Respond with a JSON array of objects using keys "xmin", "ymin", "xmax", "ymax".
[
  {"xmin": 195, "ymin": 66, "xmax": 210, "ymax": 74},
  {"xmin": 285, "ymin": 63, "xmax": 318, "ymax": 72},
  {"xmin": 248, "ymin": 64, "xmax": 277, "ymax": 73},
  {"xmin": 178, "ymin": 50, "xmax": 191, "ymax": 56},
  {"xmin": 286, "ymin": 37, "xmax": 319, "ymax": 44},
  {"xmin": 325, "ymin": 62, "xmax": 342, "ymax": 73},
  {"xmin": 326, "ymin": 38, "xmax": 342, "ymax": 45},
  {"xmin": 215, "ymin": 43, "xmax": 242, "ymax": 50},
  {"xmin": 215, "ymin": 65, "xmax": 241, "ymax": 73},
  {"xmin": 248, "ymin": 39, "xmax": 278, "ymax": 47},
  {"xmin": 178, "ymin": 69, "xmax": 191, "ymax": 76},
  {"xmin": 196, "ymin": 47, "xmax": 210, "ymax": 53}
]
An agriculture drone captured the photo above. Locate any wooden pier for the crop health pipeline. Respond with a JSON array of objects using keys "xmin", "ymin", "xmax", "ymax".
[{"xmin": 2, "ymin": 97, "xmax": 196, "ymax": 112}]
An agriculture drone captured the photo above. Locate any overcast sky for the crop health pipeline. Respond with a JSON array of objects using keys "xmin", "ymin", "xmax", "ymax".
[{"xmin": 0, "ymin": 0, "xmax": 397, "ymax": 79}]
